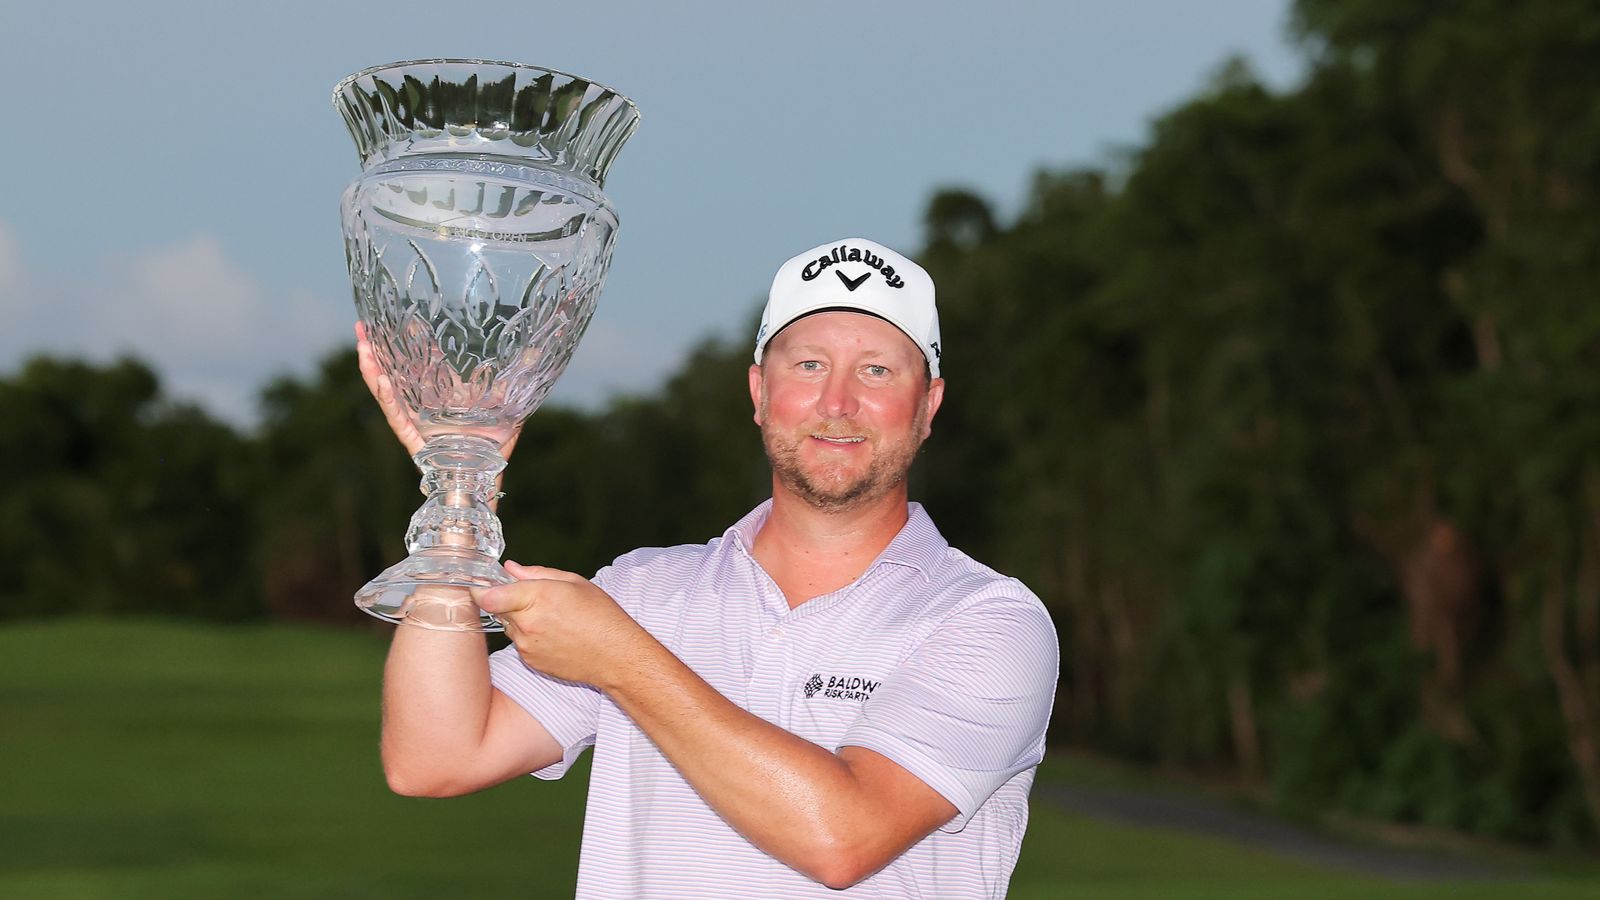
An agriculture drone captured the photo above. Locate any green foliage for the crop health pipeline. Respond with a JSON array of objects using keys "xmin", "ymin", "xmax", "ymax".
[
  {"xmin": 496, "ymin": 336, "xmax": 766, "ymax": 575},
  {"xmin": 919, "ymin": 0, "xmax": 1600, "ymax": 846},
  {"xmin": 254, "ymin": 351, "xmax": 421, "ymax": 622},
  {"xmin": 0, "ymin": 357, "xmax": 259, "ymax": 620}
]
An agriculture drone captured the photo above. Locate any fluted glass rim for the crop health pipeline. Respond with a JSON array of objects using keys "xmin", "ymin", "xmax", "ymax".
[
  {"xmin": 332, "ymin": 58, "xmax": 639, "ymax": 119},
  {"xmin": 333, "ymin": 58, "xmax": 640, "ymax": 186}
]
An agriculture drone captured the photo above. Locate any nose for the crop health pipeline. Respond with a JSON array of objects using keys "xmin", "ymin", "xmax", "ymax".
[{"xmin": 816, "ymin": 368, "xmax": 860, "ymax": 420}]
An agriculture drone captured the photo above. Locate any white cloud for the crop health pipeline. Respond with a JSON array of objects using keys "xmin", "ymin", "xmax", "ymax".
[
  {"xmin": 0, "ymin": 225, "xmax": 349, "ymax": 426},
  {"xmin": 105, "ymin": 237, "xmax": 269, "ymax": 354}
]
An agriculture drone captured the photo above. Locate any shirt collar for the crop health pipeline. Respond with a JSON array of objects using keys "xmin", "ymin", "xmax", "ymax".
[
  {"xmin": 725, "ymin": 499, "xmax": 948, "ymax": 580},
  {"xmin": 884, "ymin": 502, "xmax": 949, "ymax": 577}
]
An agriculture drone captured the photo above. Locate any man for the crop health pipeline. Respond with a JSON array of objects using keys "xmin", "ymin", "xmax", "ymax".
[{"xmin": 362, "ymin": 237, "xmax": 1058, "ymax": 898}]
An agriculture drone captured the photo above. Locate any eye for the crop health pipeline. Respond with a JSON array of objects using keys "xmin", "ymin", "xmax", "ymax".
[
  {"xmin": 864, "ymin": 365, "xmax": 890, "ymax": 378},
  {"xmin": 798, "ymin": 360, "xmax": 823, "ymax": 371}
]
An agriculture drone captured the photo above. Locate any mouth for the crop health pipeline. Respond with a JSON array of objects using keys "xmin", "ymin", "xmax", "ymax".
[{"xmin": 812, "ymin": 434, "xmax": 866, "ymax": 445}]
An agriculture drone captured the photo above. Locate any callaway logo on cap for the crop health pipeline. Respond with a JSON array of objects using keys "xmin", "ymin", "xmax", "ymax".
[{"xmin": 754, "ymin": 237, "xmax": 942, "ymax": 377}]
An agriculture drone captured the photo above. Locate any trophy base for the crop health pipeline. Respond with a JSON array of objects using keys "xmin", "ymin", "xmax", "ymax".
[{"xmin": 354, "ymin": 547, "xmax": 515, "ymax": 632}]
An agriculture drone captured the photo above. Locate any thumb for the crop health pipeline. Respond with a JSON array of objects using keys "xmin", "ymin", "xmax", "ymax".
[
  {"xmin": 470, "ymin": 581, "xmax": 525, "ymax": 614},
  {"xmin": 505, "ymin": 561, "xmax": 584, "ymax": 583}
]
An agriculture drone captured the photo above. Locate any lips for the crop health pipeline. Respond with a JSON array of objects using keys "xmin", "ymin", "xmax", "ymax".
[{"xmin": 813, "ymin": 434, "xmax": 865, "ymax": 444}]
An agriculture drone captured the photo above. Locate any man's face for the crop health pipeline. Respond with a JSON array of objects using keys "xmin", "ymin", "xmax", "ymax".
[{"xmin": 749, "ymin": 312, "xmax": 944, "ymax": 511}]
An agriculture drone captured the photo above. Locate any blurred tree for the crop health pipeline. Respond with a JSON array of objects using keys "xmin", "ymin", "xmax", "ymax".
[
  {"xmin": 924, "ymin": 188, "xmax": 998, "ymax": 252},
  {"xmin": 911, "ymin": 0, "xmax": 1600, "ymax": 845},
  {"xmin": 255, "ymin": 350, "xmax": 422, "ymax": 624},
  {"xmin": 0, "ymin": 357, "xmax": 258, "ymax": 619},
  {"xmin": 1294, "ymin": 0, "xmax": 1600, "ymax": 844}
]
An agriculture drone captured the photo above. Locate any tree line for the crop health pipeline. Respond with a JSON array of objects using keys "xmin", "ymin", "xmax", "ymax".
[{"xmin": 3, "ymin": 0, "xmax": 1596, "ymax": 848}]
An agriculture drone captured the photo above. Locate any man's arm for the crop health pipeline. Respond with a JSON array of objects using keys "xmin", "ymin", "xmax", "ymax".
[
  {"xmin": 606, "ymin": 645, "xmax": 958, "ymax": 889},
  {"xmin": 356, "ymin": 324, "xmax": 551, "ymax": 795},
  {"xmin": 475, "ymin": 565, "xmax": 960, "ymax": 890},
  {"xmin": 379, "ymin": 618, "xmax": 564, "ymax": 797}
]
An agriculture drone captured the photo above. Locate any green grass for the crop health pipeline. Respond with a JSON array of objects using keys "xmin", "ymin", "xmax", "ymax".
[
  {"xmin": 1013, "ymin": 805, "xmax": 1597, "ymax": 900},
  {"xmin": 1, "ymin": 618, "xmax": 1594, "ymax": 898},
  {"xmin": 0, "ymin": 618, "xmax": 583, "ymax": 899}
]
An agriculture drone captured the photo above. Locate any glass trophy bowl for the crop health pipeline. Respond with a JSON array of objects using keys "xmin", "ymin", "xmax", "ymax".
[{"xmin": 334, "ymin": 59, "xmax": 638, "ymax": 631}]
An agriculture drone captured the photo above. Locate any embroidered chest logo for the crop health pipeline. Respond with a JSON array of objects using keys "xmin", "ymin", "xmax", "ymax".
[{"xmin": 802, "ymin": 673, "xmax": 880, "ymax": 702}]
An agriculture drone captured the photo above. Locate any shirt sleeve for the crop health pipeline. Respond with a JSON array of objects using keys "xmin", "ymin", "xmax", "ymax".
[
  {"xmin": 486, "ymin": 565, "xmax": 618, "ymax": 780},
  {"xmin": 838, "ymin": 592, "xmax": 1059, "ymax": 832}
]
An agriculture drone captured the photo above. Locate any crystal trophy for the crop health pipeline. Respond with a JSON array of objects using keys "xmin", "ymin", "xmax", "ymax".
[{"xmin": 333, "ymin": 59, "xmax": 639, "ymax": 630}]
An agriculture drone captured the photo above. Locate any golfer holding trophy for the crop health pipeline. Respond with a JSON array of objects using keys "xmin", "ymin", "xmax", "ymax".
[{"xmin": 336, "ymin": 60, "xmax": 1057, "ymax": 897}]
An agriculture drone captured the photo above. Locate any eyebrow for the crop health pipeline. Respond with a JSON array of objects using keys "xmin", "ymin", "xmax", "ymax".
[{"xmin": 777, "ymin": 343, "xmax": 906, "ymax": 360}]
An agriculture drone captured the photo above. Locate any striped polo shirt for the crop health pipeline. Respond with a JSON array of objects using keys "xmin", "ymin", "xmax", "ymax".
[{"xmin": 489, "ymin": 500, "xmax": 1059, "ymax": 898}]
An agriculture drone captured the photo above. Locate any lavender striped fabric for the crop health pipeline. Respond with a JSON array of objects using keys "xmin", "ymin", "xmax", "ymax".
[{"xmin": 489, "ymin": 501, "xmax": 1059, "ymax": 898}]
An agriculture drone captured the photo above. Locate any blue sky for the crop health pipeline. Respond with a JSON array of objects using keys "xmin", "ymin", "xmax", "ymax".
[{"xmin": 0, "ymin": 0, "xmax": 1301, "ymax": 425}]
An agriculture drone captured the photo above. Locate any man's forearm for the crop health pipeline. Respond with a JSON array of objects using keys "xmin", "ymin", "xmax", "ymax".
[
  {"xmin": 380, "ymin": 625, "xmax": 494, "ymax": 796},
  {"xmin": 471, "ymin": 568, "xmax": 960, "ymax": 885},
  {"xmin": 597, "ymin": 633, "xmax": 944, "ymax": 888}
]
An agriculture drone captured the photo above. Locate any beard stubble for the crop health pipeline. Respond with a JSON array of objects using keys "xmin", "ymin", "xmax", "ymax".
[{"xmin": 759, "ymin": 393, "xmax": 929, "ymax": 512}]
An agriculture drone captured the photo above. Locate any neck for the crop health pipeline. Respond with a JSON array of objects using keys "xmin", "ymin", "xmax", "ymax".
[{"xmin": 751, "ymin": 482, "xmax": 911, "ymax": 608}]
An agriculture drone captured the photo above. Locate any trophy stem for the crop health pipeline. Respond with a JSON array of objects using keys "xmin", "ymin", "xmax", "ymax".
[{"xmin": 354, "ymin": 434, "xmax": 516, "ymax": 632}]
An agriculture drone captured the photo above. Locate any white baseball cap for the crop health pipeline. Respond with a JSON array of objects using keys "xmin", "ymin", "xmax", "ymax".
[{"xmin": 754, "ymin": 237, "xmax": 942, "ymax": 378}]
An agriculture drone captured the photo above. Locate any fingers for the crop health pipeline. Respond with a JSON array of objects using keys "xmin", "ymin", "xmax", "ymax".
[
  {"xmin": 473, "ymin": 573, "xmax": 579, "ymax": 617},
  {"xmin": 355, "ymin": 322, "xmax": 426, "ymax": 457},
  {"xmin": 355, "ymin": 326, "xmax": 390, "ymax": 398},
  {"xmin": 504, "ymin": 561, "xmax": 583, "ymax": 583},
  {"xmin": 501, "ymin": 425, "xmax": 522, "ymax": 460},
  {"xmin": 355, "ymin": 324, "xmax": 386, "ymax": 397},
  {"xmin": 374, "ymin": 371, "xmax": 399, "ymax": 410}
]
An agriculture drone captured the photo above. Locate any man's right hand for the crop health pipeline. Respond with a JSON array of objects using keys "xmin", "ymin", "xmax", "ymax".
[
  {"xmin": 355, "ymin": 321, "xmax": 426, "ymax": 458},
  {"xmin": 355, "ymin": 321, "xmax": 524, "ymax": 463}
]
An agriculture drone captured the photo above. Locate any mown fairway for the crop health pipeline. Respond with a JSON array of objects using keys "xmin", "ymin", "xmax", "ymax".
[{"xmin": 0, "ymin": 619, "xmax": 1592, "ymax": 899}]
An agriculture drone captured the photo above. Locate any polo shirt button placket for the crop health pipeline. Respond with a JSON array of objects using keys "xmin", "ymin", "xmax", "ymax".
[{"xmin": 746, "ymin": 615, "xmax": 790, "ymax": 720}]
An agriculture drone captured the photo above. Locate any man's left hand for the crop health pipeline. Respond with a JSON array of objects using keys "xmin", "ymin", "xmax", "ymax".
[{"xmin": 473, "ymin": 563, "xmax": 647, "ymax": 688}]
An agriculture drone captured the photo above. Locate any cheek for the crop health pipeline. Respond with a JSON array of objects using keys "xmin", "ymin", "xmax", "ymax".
[
  {"xmin": 763, "ymin": 384, "xmax": 816, "ymax": 419},
  {"xmin": 862, "ymin": 394, "xmax": 921, "ymax": 428}
]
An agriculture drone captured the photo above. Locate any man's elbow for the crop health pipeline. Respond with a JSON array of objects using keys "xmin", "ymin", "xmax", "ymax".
[
  {"xmin": 381, "ymin": 752, "xmax": 477, "ymax": 798},
  {"xmin": 810, "ymin": 854, "xmax": 882, "ymax": 891},
  {"xmin": 793, "ymin": 811, "xmax": 949, "ymax": 888},
  {"xmin": 793, "ymin": 834, "xmax": 885, "ymax": 891},
  {"xmin": 814, "ymin": 861, "xmax": 870, "ymax": 891},
  {"xmin": 384, "ymin": 770, "xmax": 455, "ymax": 799}
]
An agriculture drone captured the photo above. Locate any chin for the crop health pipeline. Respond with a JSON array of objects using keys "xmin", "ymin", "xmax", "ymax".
[{"xmin": 802, "ymin": 463, "xmax": 868, "ymax": 491}]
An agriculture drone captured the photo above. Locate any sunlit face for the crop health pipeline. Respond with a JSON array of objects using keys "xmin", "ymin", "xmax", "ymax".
[{"xmin": 750, "ymin": 312, "xmax": 944, "ymax": 511}]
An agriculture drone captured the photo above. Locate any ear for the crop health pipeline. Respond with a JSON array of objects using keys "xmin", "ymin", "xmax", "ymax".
[
  {"xmin": 748, "ymin": 364, "xmax": 765, "ymax": 426},
  {"xmin": 920, "ymin": 377, "xmax": 946, "ymax": 440}
]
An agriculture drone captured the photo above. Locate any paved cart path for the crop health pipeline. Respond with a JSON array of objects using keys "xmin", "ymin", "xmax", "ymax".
[{"xmin": 1037, "ymin": 781, "xmax": 1509, "ymax": 881}]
